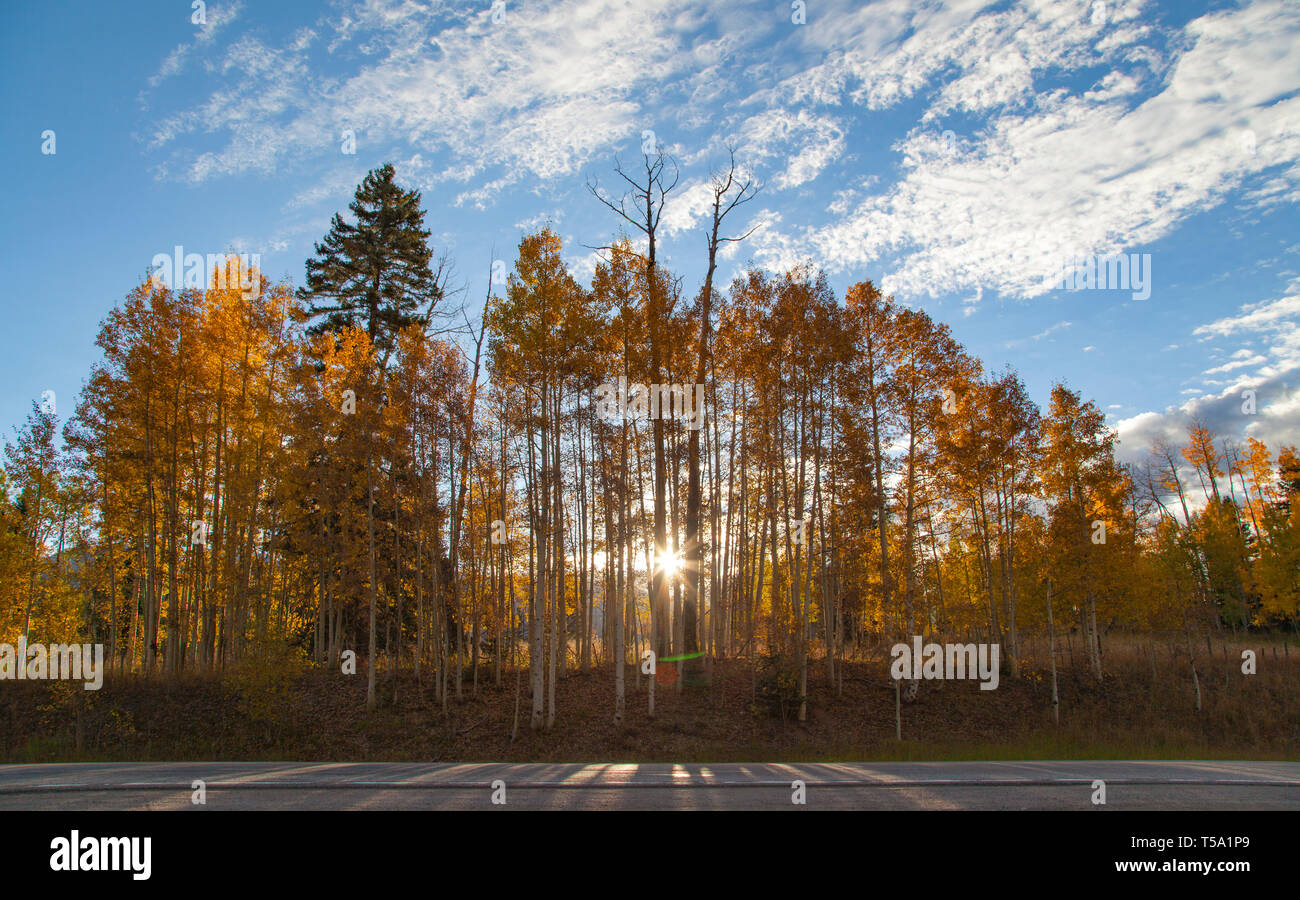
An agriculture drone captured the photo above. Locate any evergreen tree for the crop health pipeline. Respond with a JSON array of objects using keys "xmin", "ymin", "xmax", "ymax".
[
  {"xmin": 299, "ymin": 163, "xmax": 443, "ymax": 361},
  {"xmin": 299, "ymin": 164, "xmax": 443, "ymax": 709}
]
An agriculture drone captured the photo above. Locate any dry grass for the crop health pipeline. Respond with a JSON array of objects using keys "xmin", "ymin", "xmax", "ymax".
[{"xmin": 3, "ymin": 632, "xmax": 1296, "ymax": 762}]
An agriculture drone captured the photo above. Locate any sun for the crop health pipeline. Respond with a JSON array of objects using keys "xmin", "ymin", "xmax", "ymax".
[{"xmin": 656, "ymin": 550, "xmax": 683, "ymax": 577}]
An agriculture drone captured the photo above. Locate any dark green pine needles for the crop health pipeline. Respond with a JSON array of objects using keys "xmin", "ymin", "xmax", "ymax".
[{"xmin": 299, "ymin": 163, "xmax": 444, "ymax": 360}]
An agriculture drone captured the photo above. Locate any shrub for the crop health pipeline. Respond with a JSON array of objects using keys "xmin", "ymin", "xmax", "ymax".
[{"xmin": 753, "ymin": 653, "xmax": 801, "ymax": 720}]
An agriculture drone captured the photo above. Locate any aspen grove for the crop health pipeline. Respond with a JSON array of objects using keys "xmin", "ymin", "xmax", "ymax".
[{"xmin": 5, "ymin": 160, "xmax": 1298, "ymax": 729}]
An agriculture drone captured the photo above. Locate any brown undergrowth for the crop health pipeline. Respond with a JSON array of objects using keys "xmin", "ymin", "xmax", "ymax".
[{"xmin": 3, "ymin": 634, "xmax": 1296, "ymax": 763}]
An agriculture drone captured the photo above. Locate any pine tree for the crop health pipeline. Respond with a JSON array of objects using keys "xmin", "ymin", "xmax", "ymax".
[
  {"xmin": 300, "ymin": 163, "xmax": 444, "ymax": 361},
  {"xmin": 299, "ymin": 164, "xmax": 444, "ymax": 711}
]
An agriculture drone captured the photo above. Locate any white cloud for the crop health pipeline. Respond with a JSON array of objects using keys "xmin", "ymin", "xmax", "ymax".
[
  {"xmin": 1192, "ymin": 278, "xmax": 1300, "ymax": 378},
  {"xmin": 660, "ymin": 180, "xmax": 717, "ymax": 237},
  {"xmin": 751, "ymin": 0, "xmax": 1300, "ymax": 303},
  {"xmin": 1193, "ymin": 283, "xmax": 1300, "ymax": 339},
  {"xmin": 1114, "ymin": 277, "xmax": 1300, "ymax": 477},
  {"xmin": 734, "ymin": 108, "xmax": 846, "ymax": 190},
  {"xmin": 514, "ymin": 210, "xmax": 565, "ymax": 232},
  {"xmin": 1005, "ymin": 318, "xmax": 1072, "ymax": 348},
  {"xmin": 143, "ymin": 0, "xmax": 1300, "ymax": 325},
  {"xmin": 1034, "ymin": 320, "xmax": 1072, "ymax": 340},
  {"xmin": 147, "ymin": 1, "xmax": 245, "ymax": 88},
  {"xmin": 1204, "ymin": 354, "xmax": 1268, "ymax": 375},
  {"xmin": 1115, "ymin": 375, "xmax": 1299, "ymax": 464},
  {"xmin": 150, "ymin": 0, "xmax": 707, "ymax": 189}
]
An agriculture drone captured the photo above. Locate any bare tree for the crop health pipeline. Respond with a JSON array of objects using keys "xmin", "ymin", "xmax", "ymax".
[
  {"xmin": 589, "ymin": 148, "xmax": 679, "ymax": 710},
  {"xmin": 684, "ymin": 149, "xmax": 758, "ymax": 682}
]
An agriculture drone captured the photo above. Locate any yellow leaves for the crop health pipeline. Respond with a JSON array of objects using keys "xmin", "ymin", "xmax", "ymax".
[
  {"xmin": 490, "ymin": 228, "xmax": 601, "ymax": 388},
  {"xmin": 1181, "ymin": 423, "xmax": 1225, "ymax": 482}
]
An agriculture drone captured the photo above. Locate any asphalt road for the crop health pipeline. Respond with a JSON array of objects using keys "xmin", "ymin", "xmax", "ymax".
[{"xmin": 1, "ymin": 761, "xmax": 1297, "ymax": 810}]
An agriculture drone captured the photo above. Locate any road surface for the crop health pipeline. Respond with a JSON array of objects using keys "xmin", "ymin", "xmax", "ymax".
[{"xmin": 1, "ymin": 760, "xmax": 1297, "ymax": 810}]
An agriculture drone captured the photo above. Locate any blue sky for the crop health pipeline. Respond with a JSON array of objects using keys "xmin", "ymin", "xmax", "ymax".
[{"xmin": 1, "ymin": 0, "xmax": 1297, "ymax": 473}]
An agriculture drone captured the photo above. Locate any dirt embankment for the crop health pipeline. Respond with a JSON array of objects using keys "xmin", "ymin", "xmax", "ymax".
[{"xmin": 4, "ymin": 638, "xmax": 1297, "ymax": 763}]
